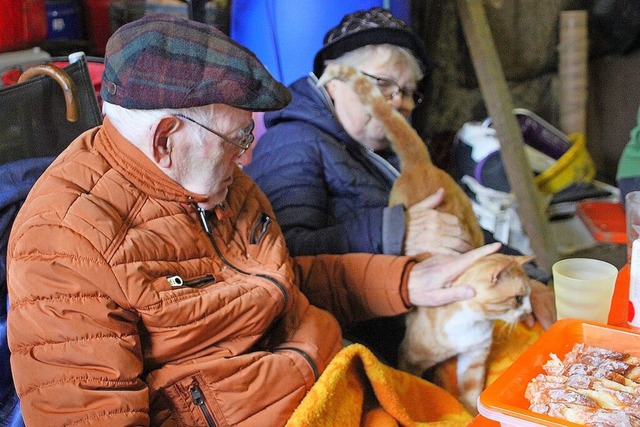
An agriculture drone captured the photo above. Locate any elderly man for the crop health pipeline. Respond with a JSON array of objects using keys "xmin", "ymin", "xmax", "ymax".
[{"xmin": 6, "ymin": 14, "xmax": 498, "ymax": 426}]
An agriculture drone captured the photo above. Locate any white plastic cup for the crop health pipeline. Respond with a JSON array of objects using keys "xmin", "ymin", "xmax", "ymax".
[
  {"xmin": 629, "ymin": 239, "xmax": 640, "ymax": 328},
  {"xmin": 553, "ymin": 258, "xmax": 618, "ymax": 323},
  {"xmin": 625, "ymin": 191, "xmax": 640, "ymax": 262}
]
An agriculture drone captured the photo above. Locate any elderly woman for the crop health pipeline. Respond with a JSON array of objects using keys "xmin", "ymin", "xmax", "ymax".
[
  {"xmin": 245, "ymin": 7, "xmax": 555, "ymax": 364},
  {"xmin": 246, "ymin": 8, "xmax": 472, "ymax": 259}
]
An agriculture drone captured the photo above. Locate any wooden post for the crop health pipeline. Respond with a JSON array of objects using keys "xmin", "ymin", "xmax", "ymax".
[{"xmin": 455, "ymin": 0, "xmax": 559, "ymax": 271}]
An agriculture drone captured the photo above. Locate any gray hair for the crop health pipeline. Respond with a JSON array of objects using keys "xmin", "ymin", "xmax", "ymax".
[
  {"xmin": 325, "ymin": 44, "xmax": 424, "ymax": 82},
  {"xmin": 102, "ymin": 102, "xmax": 216, "ymax": 147}
]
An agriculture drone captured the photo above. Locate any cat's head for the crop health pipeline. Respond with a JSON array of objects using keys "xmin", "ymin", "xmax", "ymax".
[{"xmin": 454, "ymin": 253, "xmax": 534, "ymax": 323}]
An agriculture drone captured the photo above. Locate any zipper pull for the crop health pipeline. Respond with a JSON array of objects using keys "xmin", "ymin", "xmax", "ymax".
[
  {"xmin": 195, "ymin": 205, "xmax": 211, "ymax": 234},
  {"xmin": 167, "ymin": 274, "xmax": 215, "ymax": 288},
  {"xmin": 190, "ymin": 385, "xmax": 205, "ymax": 406},
  {"xmin": 250, "ymin": 213, "xmax": 271, "ymax": 244},
  {"xmin": 190, "ymin": 383, "xmax": 217, "ymax": 426},
  {"xmin": 167, "ymin": 275, "xmax": 184, "ymax": 287}
]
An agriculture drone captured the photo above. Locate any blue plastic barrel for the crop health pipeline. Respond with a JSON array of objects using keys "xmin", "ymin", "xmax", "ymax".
[
  {"xmin": 45, "ymin": 0, "xmax": 83, "ymax": 40},
  {"xmin": 230, "ymin": 0, "xmax": 410, "ymax": 85}
]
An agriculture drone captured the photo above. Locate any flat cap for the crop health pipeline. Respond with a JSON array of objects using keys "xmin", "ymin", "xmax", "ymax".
[{"xmin": 101, "ymin": 14, "xmax": 291, "ymax": 111}]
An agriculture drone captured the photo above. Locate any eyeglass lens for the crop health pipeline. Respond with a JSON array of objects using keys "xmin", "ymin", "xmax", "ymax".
[{"xmin": 360, "ymin": 71, "xmax": 423, "ymax": 104}]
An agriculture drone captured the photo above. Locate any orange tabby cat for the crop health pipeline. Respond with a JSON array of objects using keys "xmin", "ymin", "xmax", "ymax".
[
  {"xmin": 318, "ymin": 64, "xmax": 534, "ymax": 414},
  {"xmin": 399, "ymin": 253, "xmax": 533, "ymax": 414}
]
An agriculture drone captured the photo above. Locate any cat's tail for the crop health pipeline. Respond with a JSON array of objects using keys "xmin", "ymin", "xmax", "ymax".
[{"xmin": 317, "ymin": 63, "xmax": 434, "ymax": 169}]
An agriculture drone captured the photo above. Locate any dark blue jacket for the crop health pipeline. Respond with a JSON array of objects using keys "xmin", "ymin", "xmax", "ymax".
[
  {"xmin": 245, "ymin": 76, "xmax": 407, "ymax": 256},
  {"xmin": 1, "ymin": 157, "xmax": 52, "ymax": 427}
]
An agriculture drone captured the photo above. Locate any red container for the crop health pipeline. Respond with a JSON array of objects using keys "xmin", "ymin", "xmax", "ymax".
[
  {"xmin": 0, "ymin": 0, "xmax": 47, "ymax": 53},
  {"xmin": 82, "ymin": 0, "xmax": 112, "ymax": 56},
  {"xmin": 576, "ymin": 200, "xmax": 627, "ymax": 244}
]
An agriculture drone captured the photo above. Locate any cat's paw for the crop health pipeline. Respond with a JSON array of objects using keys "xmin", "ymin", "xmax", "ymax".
[{"xmin": 459, "ymin": 393, "xmax": 479, "ymax": 416}]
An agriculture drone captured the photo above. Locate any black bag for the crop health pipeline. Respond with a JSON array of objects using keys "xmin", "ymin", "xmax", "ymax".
[
  {"xmin": 0, "ymin": 55, "xmax": 102, "ymax": 165},
  {"xmin": 450, "ymin": 109, "xmax": 595, "ymax": 195},
  {"xmin": 590, "ymin": 0, "xmax": 640, "ymax": 54}
]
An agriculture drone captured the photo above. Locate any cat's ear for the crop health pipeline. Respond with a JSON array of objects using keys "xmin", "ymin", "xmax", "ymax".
[
  {"xmin": 493, "ymin": 262, "xmax": 513, "ymax": 284},
  {"xmin": 493, "ymin": 255, "xmax": 534, "ymax": 283},
  {"xmin": 514, "ymin": 255, "xmax": 536, "ymax": 266}
]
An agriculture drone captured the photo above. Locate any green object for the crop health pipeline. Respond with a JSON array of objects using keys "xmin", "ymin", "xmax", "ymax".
[{"xmin": 617, "ymin": 106, "xmax": 640, "ymax": 180}]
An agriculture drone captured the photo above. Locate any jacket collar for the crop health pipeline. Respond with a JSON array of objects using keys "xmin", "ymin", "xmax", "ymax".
[{"xmin": 96, "ymin": 117, "xmax": 208, "ymax": 205}]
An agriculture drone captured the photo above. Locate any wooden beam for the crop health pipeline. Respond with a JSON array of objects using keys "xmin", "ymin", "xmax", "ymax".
[{"xmin": 455, "ymin": 0, "xmax": 559, "ymax": 271}]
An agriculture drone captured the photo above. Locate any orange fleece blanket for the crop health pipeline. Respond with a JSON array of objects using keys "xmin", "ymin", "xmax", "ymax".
[
  {"xmin": 286, "ymin": 343, "xmax": 472, "ymax": 427},
  {"xmin": 286, "ymin": 321, "xmax": 544, "ymax": 427}
]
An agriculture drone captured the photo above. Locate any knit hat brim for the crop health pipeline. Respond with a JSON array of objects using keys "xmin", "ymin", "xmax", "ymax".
[{"xmin": 313, "ymin": 18, "xmax": 432, "ymax": 78}]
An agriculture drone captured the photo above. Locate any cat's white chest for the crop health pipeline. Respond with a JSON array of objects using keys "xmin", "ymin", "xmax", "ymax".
[{"xmin": 443, "ymin": 310, "xmax": 493, "ymax": 351}]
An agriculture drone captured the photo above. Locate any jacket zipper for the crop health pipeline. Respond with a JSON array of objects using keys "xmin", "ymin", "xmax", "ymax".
[
  {"xmin": 195, "ymin": 205, "xmax": 289, "ymax": 308},
  {"xmin": 194, "ymin": 205, "xmax": 319, "ymax": 383},
  {"xmin": 276, "ymin": 346, "xmax": 320, "ymax": 380},
  {"xmin": 167, "ymin": 274, "xmax": 215, "ymax": 288},
  {"xmin": 190, "ymin": 384, "xmax": 217, "ymax": 427},
  {"xmin": 249, "ymin": 212, "xmax": 271, "ymax": 244}
]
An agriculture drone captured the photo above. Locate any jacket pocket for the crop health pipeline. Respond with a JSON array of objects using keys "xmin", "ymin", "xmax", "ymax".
[
  {"xmin": 163, "ymin": 373, "xmax": 225, "ymax": 427},
  {"xmin": 249, "ymin": 212, "xmax": 271, "ymax": 244},
  {"xmin": 151, "ymin": 274, "xmax": 216, "ymax": 292},
  {"xmin": 166, "ymin": 274, "xmax": 216, "ymax": 288}
]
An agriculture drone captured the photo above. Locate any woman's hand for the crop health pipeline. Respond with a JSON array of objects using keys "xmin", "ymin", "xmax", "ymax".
[
  {"xmin": 407, "ymin": 242, "xmax": 501, "ymax": 307},
  {"xmin": 522, "ymin": 280, "xmax": 557, "ymax": 330},
  {"xmin": 404, "ymin": 188, "xmax": 475, "ymax": 256}
]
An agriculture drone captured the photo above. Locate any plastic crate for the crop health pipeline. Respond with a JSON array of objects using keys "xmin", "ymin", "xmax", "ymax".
[
  {"xmin": 576, "ymin": 200, "xmax": 626, "ymax": 244},
  {"xmin": 0, "ymin": 0, "xmax": 47, "ymax": 53}
]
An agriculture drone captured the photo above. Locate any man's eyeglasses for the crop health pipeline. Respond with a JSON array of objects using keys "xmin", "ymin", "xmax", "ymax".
[
  {"xmin": 172, "ymin": 113, "xmax": 255, "ymax": 156},
  {"xmin": 359, "ymin": 71, "xmax": 424, "ymax": 105}
]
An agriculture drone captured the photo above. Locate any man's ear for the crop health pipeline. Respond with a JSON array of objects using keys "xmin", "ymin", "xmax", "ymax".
[{"xmin": 152, "ymin": 116, "xmax": 181, "ymax": 167}]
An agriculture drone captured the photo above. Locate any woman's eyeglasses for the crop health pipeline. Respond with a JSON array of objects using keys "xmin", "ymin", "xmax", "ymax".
[
  {"xmin": 172, "ymin": 113, "xmax": 255, "ymax": 156},
  {"xmin": 359, "ymin": 71, "xmax": 424, "ymax": 105}
]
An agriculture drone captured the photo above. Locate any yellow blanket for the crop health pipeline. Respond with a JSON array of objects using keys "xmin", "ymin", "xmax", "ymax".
[
  {"xmin": 286, "ymin": 321, "xmax": 545, "ymax": 427},
  {"xmin": 286, "ymin": 343, "xmax": 472, "ymax": 427}
]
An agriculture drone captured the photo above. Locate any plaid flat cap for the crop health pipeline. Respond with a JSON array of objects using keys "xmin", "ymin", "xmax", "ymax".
[
  {"xmin": 101, "ymin": 14, "xmax": 291, "ymax": 111},
  {"xmin": 313, "ymin": 7, "xmax": 431, "ymax": 77}
]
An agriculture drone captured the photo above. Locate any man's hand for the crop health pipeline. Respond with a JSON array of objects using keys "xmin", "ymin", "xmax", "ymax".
[
  {"xmin": 522, "ymin": 280, "xmax": 557, "ymax": 330},
  {"xmin": 407, "ymin": 242, "xmax": 502, "ymax": 307},
  {"xmin": 403, "ymin": 188, "xmax": 475, "ymax": 256}
]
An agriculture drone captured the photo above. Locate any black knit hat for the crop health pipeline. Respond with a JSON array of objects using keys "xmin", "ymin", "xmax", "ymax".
[{"xmin": 313, "ymin": 7, "xmax": 431, "ymax": 77}]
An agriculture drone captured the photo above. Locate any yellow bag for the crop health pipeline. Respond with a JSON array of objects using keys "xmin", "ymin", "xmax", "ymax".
[{"xmin": 535, "ymin": 132, "xmax": 596, "ymax": 194}]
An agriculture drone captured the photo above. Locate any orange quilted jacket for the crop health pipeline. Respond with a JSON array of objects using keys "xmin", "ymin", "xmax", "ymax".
[{"xmin": 7, "ymin": 118, "xmax": 413, "ymax": 426}]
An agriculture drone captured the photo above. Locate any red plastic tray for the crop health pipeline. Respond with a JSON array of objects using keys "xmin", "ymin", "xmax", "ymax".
[{"xmin": 576, "ymin": 200, "xmax": 626, "ymax": 244}]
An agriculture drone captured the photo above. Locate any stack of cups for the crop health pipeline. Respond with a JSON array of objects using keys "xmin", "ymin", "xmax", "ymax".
[{"xmin": 626, "ymin": 191, "xmax": 640, "ymax": 328}]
